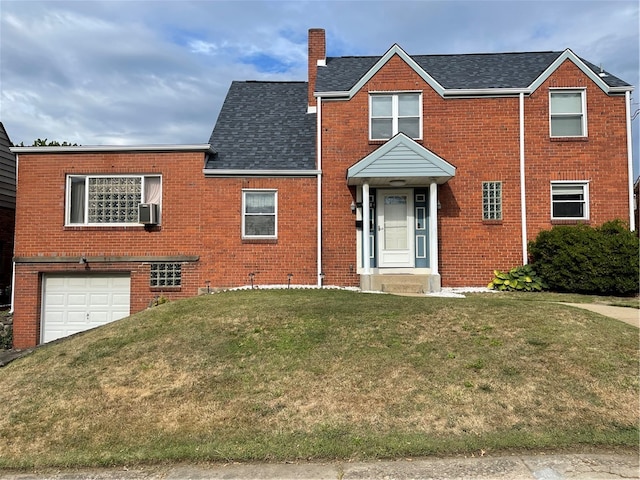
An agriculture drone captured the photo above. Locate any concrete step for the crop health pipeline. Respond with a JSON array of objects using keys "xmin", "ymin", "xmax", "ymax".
[{"xmin": 381, "ymin": 283, "xmax": 424, "ymax": 294}]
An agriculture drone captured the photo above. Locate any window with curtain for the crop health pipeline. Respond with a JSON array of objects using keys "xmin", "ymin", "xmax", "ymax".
[
  {"xmin": 370, "ymin": 93, "xmax": 421, "ymax": 140},
  {"xmin": 243, "ymin": 190, "xmax": 277, "ymax": 238},
  {"xmin": 67, "ymin": 175, "xmax": 162, "ymax": 225},
  {"xmin": 550, "ymin": 90, "xmax": 586, "ymax": 137}
]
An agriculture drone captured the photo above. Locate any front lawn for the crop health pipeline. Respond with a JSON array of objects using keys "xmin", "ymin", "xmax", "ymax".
[{"xmin": 0, "ymin": 289, "xmax": 637, "ymax": 468}]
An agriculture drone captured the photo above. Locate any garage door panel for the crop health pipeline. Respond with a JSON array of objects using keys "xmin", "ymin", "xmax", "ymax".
[
  {"xmin": 89, "ymin": 293, "xmax": 110, "ymax": 306},
  {"xmin": 42, "ymin": 274, "xmax": 131, "ymax": 343}
]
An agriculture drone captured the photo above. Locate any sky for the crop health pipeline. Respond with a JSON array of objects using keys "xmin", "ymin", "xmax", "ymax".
[{"xmin": 1, "ymin": 0, "xmax": 638, "ymax": 175}]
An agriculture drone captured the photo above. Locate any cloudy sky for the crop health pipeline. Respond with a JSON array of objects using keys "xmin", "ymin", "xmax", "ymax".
[{"xmin": 1, "ymin": 0, "xmax": 638, "ymax": 174}]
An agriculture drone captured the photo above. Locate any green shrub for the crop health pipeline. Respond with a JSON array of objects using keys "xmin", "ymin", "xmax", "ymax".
[
  {"xmin": 528, "ymin": 220, "xmax": 639, "ymax": 296},
  {"xmin": 488, "ymin": 265, "xmax": 547, "ymax": 292}
]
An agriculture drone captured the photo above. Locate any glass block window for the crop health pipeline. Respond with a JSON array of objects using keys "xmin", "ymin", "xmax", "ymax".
[
  {"xmin": 67, "ymin": 175, "xmax": 161, "ymax": 225},
  {"xmin": 88, "ymin": 177, "xmax": 141, "ymax": 223},
  {"xmin": 482, "ymin": 182, "xmax": 502, "ymax": 220},
  {"xmin": 150, "ymin": 263, "xmax": 182, "ymax": 287},
  {"xmin": 551, "ymin": 182, "xmax": 589, "ymax": 220},
  {"xmin": 370, "ymin": 93, "xmax": 421, "ymax": 140},
  {"xmin": 550, "ymin": 90, "xmax": 586, "ymax": 137},
  {"xmin": 243, "ymin": 190, "xmax": 277, "ymax": 238}
]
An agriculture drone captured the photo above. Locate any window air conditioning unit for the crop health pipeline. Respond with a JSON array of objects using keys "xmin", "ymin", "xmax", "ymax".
[{"xmin": 139, "ymin": 203, "xmax": 159, "ymax": 225}]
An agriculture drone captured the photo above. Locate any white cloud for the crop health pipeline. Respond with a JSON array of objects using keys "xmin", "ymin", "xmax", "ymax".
[{"xmin": 0, "ymin": 0, "xmax": 637, "ymax": 173}]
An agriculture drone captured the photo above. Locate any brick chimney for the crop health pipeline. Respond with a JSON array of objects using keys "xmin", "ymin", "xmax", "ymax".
[{"xmin": 308, "ymin": 28, "xmax": 326, "ymax": 109}]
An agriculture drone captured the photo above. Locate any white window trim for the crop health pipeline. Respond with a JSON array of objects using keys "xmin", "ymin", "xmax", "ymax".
[
  {"xmin": 242, "ymin": 189, "xmax": 278, "ymax": 239},
  {"xmin": 549, "ymin": 88, "xmax": 587, "ymax": 138},
  {"xmin": 369, "ymin": 91, "xmax": 423, "ymax": 141},
  {"xmin": 550, "ymin": 180, "xmax": 590, "ymax": 220},
  {"xmin": 65, "ymin": 174, "xmax": 162, "ymax": 226}
]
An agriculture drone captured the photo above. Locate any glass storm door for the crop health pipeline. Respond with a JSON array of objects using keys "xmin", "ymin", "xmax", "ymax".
[{"xmin": 377, "ymin": 190, "xmax": 414, "ymax": 267}]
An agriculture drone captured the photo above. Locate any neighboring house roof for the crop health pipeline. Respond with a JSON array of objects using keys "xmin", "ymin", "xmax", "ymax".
[
  {"xmin": 0, "ymin": 122, "xmax": 16, "ymax": 210},
  {"xmin": 206, "ymin": 81, "xmax": 316, "ymax": 171},
  {"xmin": 315, "ymin": 48, "xmax": 631, "ymax": 95}
]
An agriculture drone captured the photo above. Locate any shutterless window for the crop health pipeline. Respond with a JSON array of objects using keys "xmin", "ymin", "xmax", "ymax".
[
  {"xmin": 551, "ymin": 182, "xmax": 589, "ymax": 220},
  {"xmin": 370, "ymin": 93, "xmax": 421, "ymax": 140},
  {"xmin": 150, "ymin": 263, "xmax": 181, "ymax": 287},
  {"xmin": 67, "ymin": 175, "xmax": 161, "ymax": 225},
  {"xmin": 550, "ymin": 90, "xmax": 586, "ymax": 137},
  {"xmin": 482, "ymin": 182, "xmax": 502, "ymax": 220},
  {"xmin": 243, "ymin": 190, "xmax": 277, "ymax": 238}
]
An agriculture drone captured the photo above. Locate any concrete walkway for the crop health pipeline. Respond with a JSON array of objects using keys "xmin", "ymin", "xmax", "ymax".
[
  {"xmin": 560, "ymin": 303, "xmax": 639, "ymax": 328},
  {"xmin": 0, "ymin": 452, "xmax": 638, "ymax": 479}
]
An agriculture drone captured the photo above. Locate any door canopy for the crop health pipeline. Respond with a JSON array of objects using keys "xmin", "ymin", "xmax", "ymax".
[{"xmin": 347, "ymin": 133, "xmax": 456, "ymax": 186}]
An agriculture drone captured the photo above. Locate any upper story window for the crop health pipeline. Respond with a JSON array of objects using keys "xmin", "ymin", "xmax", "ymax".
[
  {"xmin": 370, "ymin": 93, "xmax": 422, "ymax": 140},
  {"xmin": 66, "ymin": 174, "xmax": 161, "ymax": 226},
  {"xmin": 242, "ymin": 190, "xmax": 277, "ymax": 239},
  {"xmin": 551, "ymin": 181, "xmax": 589, "ymax": 220},
  {"xmin": 550, "ymin": 89, "xmax": 586, "ymax": 137}
]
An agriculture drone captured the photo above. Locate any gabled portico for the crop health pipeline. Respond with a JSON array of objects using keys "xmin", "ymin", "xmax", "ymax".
[{"xmin": 347, "ymin": 134, "xmax": 456, "ymax": 293}]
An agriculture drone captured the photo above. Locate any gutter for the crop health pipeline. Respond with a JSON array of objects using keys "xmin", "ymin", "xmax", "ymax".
[
  {"xmin": 10, "ymin": 144, "xmax": 213, "ymax": 154},
  {"xmin": 203, "ymin": 169, "xmax": 320, "ymax": 177}
]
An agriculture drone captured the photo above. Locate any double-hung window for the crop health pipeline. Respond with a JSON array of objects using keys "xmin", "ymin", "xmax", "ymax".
[
  {"xmin": 482, "ymin": 182, "xmax": 502, "ymax": 220},
  {"xmin": 370, "ymin": 93, "xmax": 421, "ymax": 140},
  {"xmin": 66, "ymin": 175, "xmax": 161, "ymax": 225},
  {"xmin": 551, "ymin": 181, "xmax": 589, "ymax": 220},
  {"xmin": 242, "ymin": 190, "xmax": 277, "ymax": 239},
  {"xmin": 550, "ymin": 89, "xmax": 586, "ymax": 137}
]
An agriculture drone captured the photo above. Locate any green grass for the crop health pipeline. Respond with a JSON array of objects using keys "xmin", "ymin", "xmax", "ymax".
[{"xmin": 0, "ymin": 289, "xmax": 638, "ymax": 469}]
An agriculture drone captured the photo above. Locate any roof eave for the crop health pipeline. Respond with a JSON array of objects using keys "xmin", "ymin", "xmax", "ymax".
[
  {"xmin": 203, "ymin": 169, "xmax": 321, "ymax": 177},
  {"xmin": 10, "ymin": 144, "xmax": 213, "ymax": 154}
]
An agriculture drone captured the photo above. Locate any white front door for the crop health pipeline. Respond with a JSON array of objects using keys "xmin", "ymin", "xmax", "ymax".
[{"xmin": 377, "ymin": 189, "xmax": 414, "ymax": 267}]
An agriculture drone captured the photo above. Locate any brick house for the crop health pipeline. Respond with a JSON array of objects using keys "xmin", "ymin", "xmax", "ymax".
[
  {"xmin": 0, "ymin": 122, "xmax": 16, "ymax": 306},
  {"xmin": 11, "ymin": 28, "xmax": 634, "ymax": 348}
]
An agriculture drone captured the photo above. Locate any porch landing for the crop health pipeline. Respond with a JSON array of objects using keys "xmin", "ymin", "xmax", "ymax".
[{"xmin": 360, "ymin": 274, "xmax": 441, "ymax": 294}]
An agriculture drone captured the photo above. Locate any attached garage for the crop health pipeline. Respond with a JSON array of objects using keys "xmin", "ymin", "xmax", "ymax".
[{"xmin": 41, "ymin": 274, "xmax": 131, "ymax": 343}]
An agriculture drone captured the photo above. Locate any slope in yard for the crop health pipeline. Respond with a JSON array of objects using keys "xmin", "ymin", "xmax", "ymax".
[{"xmin": 0, "ymin": 290, "xmax": 637, "ymax": 468}]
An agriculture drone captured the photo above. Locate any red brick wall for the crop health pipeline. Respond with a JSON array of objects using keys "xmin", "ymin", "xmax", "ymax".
[
  {"xmin": 523, "ymin": 61, "xmax": 630, "ymax": 234},
  {"xmin": 13, "ymin": 151, "xmax": 318, "ymax": 347},
  {"xmin": 319, "ymin": 55, "xmax": 630, "ymax": 287}
]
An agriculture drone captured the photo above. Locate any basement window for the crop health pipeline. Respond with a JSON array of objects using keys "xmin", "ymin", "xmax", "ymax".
[{"xmin": 150, "ymin": 263, "xmax": 182, "ymax": 287}]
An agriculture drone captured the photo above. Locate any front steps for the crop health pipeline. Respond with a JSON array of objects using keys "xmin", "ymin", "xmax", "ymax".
[{"xmin": 360, "ymin": 273, "xmax": 441, "ymax": 294}]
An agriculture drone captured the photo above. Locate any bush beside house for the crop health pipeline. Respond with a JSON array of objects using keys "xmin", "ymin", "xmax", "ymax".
[{"xmin": 529, "ymin": 220, "xmax": 639, "ymax": 296}]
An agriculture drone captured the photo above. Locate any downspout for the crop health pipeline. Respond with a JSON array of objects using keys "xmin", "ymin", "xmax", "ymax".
[
  {"xmin": 316, "ymin": 97, "xmax": 323, "ymax": 286},
  {"xmin": 625, "ymin": 91, "xmax": 635, "ymax": 231},
  {"xmin": 10, "ymin": 154, "xmax": 17, "ymax": 313},
  {"xmin": 519, "ymin": 92, "xmax": 528, "ymax": 264}
]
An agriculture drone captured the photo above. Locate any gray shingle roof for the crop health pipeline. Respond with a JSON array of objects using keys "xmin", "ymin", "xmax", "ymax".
[
  {"xmin": 315, "ymin": 50, "xmax": 631, "ymax": 92},
  {"xmin": 207, "ymin": 81, "xmax": 316, "ymax": 170}
]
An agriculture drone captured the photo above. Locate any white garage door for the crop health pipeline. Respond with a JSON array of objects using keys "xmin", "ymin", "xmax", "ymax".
[{"xmin": 42, "ymin": 274, "xmax": 131, "ymax": 343}]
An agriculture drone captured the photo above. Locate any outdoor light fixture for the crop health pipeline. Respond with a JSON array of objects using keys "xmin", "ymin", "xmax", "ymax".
[{"xmin": 389, "ymin": 179, "xmax": 406, "ymax": 187}]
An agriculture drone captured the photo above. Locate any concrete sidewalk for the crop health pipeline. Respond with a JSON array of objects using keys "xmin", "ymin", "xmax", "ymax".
[
  {"xmin": 560, "ymin": 303, "xmax": 639, "ymax": 328},
  {"xmin": 1, "ymin": 452, "xmax": 638, "ymax": 479}
]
